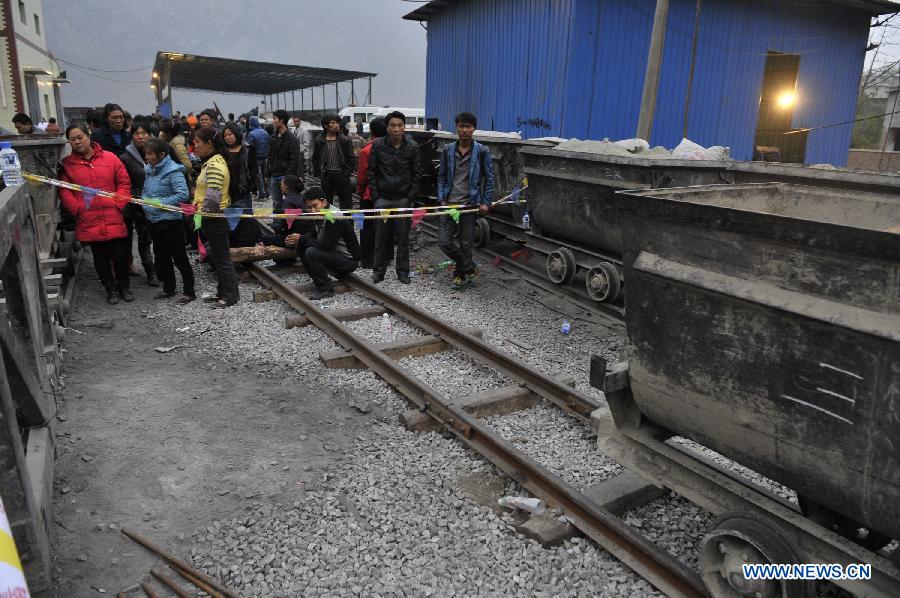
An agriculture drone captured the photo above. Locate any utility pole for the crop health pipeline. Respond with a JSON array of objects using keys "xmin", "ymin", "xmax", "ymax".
[{"xmin": 636, "ymin": 0, "xmax": 669, "ymax": 141}]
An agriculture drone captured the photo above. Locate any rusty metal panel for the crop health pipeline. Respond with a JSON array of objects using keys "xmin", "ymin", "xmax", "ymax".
[{"xmin": 616, "ymin": 182, "xmax": 900, "ymax": 540}]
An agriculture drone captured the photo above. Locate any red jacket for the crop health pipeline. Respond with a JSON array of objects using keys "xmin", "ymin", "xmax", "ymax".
[
  {"xmin": 356, "ymin": 140, "xmax": 374, "ymax": 203},
  {"xmin": 58, "ymin": 142, "xmax": 131, "ymax": 243}
]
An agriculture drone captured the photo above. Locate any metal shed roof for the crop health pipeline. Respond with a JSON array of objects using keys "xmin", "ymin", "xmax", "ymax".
[
  {"xmin": 403, "ymin": 0, "xmax": 899, "ymax": 20},
  {"xmin": 151, "ymin": 52, "xmax": 377, "ymax": 95}
]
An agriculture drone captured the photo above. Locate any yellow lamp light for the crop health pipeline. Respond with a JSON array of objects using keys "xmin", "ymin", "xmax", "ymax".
[{"xmin": 776, "ymin": 91, "xmax": 797, "ymax": 109}]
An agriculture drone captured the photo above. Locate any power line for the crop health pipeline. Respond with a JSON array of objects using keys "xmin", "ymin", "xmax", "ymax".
[{"xmin": 56, "ymin": 58, "xmax": 152, "ymax": 73}]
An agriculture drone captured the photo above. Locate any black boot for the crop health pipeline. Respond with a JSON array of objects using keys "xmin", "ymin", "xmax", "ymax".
[{"xmin": 144, "ymin": 263, "xmax": 159, "ymax": 287}]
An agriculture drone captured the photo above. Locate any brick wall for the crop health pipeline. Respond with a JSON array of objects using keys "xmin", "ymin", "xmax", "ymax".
[{"xmin": 847, "ymin": 149, "xmax": 900, "ymax": 172}]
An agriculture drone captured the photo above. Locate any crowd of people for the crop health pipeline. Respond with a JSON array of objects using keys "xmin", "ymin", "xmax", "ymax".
[{"xmin": 43, "ymin": 102, "xmax": 495, "ymax": 307}]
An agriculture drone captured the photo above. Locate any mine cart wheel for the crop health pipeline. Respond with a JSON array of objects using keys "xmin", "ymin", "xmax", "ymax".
[
  {"xmin": 585, "ymin": 262, "xmax": 621, "ymax": 303},
  {"xmin": 546, "ymin": 248, "xmax": 577, "ymax": 284},
  {"xmin": 798, "ymin": 496, "xmax": 891, "ymax": 552},
  {"xmin": 700, "ymin": 512, "xmax": 813, "ymax": 598},
  {"xmin": 474, "ymin": 217, "xmax": 491, "ymax": 248}
]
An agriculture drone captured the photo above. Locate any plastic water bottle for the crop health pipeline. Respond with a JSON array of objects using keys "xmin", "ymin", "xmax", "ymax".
[
  {"xmin": 0, "ymin": 142, "xmax": 23, "ymax": 187},
  {"xmin": 381, "ymin": 313, "xmax": 392, "ymax": 337},
  {"xmin": 522, "ymin": 211, "xmax": 530, "ymax": 229},
  {"xmin": 560, "ymin": 320, "xmax": 572, "ymax": 335}
]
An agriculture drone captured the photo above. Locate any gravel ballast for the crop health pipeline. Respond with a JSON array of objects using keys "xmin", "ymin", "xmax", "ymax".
[{"xmin": 139, "ymin": 242, "xmax": 717, "ymax": 596}]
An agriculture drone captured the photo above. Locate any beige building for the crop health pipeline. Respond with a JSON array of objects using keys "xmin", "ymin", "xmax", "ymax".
[{"xmin": 0, "ymin": 0, "xmax": 66, "ymax": 130}]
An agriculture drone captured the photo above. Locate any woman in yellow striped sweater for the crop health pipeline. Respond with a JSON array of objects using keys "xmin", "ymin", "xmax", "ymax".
[{"xmin": 193, "ymin": 127, "xmax": 240, "ymax": 308}]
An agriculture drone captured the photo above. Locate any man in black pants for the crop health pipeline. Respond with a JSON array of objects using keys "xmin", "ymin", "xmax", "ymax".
[
  {"xmin": 367, "ymin": 111, "xmax": 422, "ymax": 284},
  {"xmin": 267, "ymin": 109, "xmax": 301, "ymax": 213},
  {"xmin": 297, "ymin": 187, "xmax": 360, "ymax": 300},
  {"xmin": 312, "ymin": 114, "xmax": 356, "ymax": 211}
]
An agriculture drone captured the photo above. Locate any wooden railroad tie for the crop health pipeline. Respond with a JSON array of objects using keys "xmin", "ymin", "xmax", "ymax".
[
  {"xmin": 285, "ymin": 305, "xmax": 388, "ymax": 329},
  {"xmin": 320, "ymin": 328, "xmax": 483, "ymax": 369}
]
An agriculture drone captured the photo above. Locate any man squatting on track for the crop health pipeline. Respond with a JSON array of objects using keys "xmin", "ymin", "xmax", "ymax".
[
  {"xmin": 261, "ymin": 184, "xmax": 361, "ymax": 300},
  {"xmin": 436, "ymin": 112, "xmax": 496, "ymax": 290}
]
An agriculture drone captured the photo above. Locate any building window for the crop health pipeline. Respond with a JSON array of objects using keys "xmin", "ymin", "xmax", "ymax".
[
  {"xmin": 18, "ymin": 1, "xmax": 26, "ymax": 25},
  {"xmin": 33, "ymin": 14, "xmax": 40, "ymax": 35}
]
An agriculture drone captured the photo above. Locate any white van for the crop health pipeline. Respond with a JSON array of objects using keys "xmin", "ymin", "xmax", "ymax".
[
  {"xmin": 339, "ymin": 106, "xmax": 381, "ymax": 133},
  {"xmin": 372, "ymin": 107, "xmax": 426, "ymax": 130}
]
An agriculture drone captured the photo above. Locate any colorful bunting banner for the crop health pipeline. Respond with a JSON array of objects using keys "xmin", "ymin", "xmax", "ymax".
[
  {"xmin": 83, "ymin": 187, "xmax": 98, "ymax": 209},
  {"xmin": 180, "ymin": 203, "xmax": 196, "ymax": 216},
  {"xmin": 411, "ymin": 208, "xmax": 426, "ymax": 228},
  {"xmin": 351, "ymin": 212, "xmax": 365, "ymax": 230},
  {"xmin": 253, "ymin": 208, "xmax": 273, "ymax": 218},
  {"xmin": 323, "ymin": 210, "xmax": 336, "ymax": 223},
  {"xmin": 285, "ymin": 208, "xmax": 302, "ymax": 229},
  {"xmin": 224, "ymin": 207, "xmax": 243, "ymax": 231},
  {"xmin": 193, "ymin": 212, "xmax": 202, "ymax": 231},
  {"xmin": 448, "ymin": 208, "xmax": 460, "ymax": 224}
]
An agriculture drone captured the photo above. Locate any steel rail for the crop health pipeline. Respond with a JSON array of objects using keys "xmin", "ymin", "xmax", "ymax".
[
  {"xmin": 417, "ymin": 220, "xmax": 626, "ymax": 323},
  {"xmin": 248, "ymin": 262, "xmax": 707, "ymax": 598}
]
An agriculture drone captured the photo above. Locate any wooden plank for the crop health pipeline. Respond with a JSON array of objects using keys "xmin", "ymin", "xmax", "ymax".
[
  {"xmin": 402, "ymin": 374, "xmax": 576, "ymax": 432},
  {"xmin": 230, "ymin": 246, "xmax": 297, "ymax": 263},
  {"xmin": 285, "ymin": 305, "xmax": 387, "ymax": 329},
  {"xmin": 321, "ymin": 328, "xmax": 482, "ymax": 369},
  {"xmin": 0, "ymin": 350, "xmax": 50, "ymax": 593},
  {"xmin": 583, "ymin": 470, "xmax": 668, "ymax": 517},
  {"xmin": 256, "ymin": 282, "xmax": 351, "ymax": 303},
  {"xmin": 42, "ymin": 274, "xmax": 62, "ymax": 288}
]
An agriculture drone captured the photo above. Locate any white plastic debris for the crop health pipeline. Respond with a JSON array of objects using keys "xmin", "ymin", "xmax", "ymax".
[
  {"xmin": 497, "ymin": 496, "xmax": 547, "ymax": 515},
  {"xmin": 672, "ymin": 138, "xmax": 707, "ymax": 160},
  {"xmin": 612, "ymin": 138, "xmax": 649, "ymax": 153}
]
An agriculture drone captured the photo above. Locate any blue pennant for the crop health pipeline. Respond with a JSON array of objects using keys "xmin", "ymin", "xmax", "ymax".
[{"xmin": 223, "ymin": 207, "xmax": 243, "ymax": 231}]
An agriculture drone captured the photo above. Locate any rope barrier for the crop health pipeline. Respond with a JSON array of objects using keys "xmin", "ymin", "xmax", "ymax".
[{"xmin": 23, "ymin": 172, "xmax": 528, "ymax": 224}]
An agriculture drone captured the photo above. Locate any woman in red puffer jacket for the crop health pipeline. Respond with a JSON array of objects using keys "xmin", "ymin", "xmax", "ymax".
[{"xmin": 58, "ymin": 122, "xmax": 134, "ymax": 304}]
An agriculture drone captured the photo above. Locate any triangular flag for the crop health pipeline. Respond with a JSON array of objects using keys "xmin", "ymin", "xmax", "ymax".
[
  {"xmin": 193, "ymin": 212, "xmax": 202, "ymax": 231},
  {"xmin": 146, "ymin": 198, "xmax": 163, "ymax": 208},
  {"xmin": 224, "ymin": 207, "xmax": 243, "ymax": 231},
  {"xmin": 180, "ymin": 203, "xmax": 196, "ymax": 216},
  {"xmin": 511, "ymin": 186, "xmax": 521, "ymax": 205},
  {"xmin": 323, "ymin": 210, "xmax": 336, "ymax": 223},
  {"xmin": 197, "ymin": 235, "xmax": 207, "ymax": 260},
  {"xmin": 285, "ymin": 208, "xmax": 302, "ymax": 229},
  {"xmin": 253, "ymin": 208, "xmax": 273, "ymax": 218},
  {"xmin": 351, "ymin": 211, "xmax": 365, "ymax": 230},
  {"xmin": 448, "ymin": 208, "xmax": 460, "ymax": 224},
  {"xmin": 83, "ymin": 187, "xmax": 98, "ymax": 209},
  {"xmin": 380, "ymin": 209, "xmax": 390, "ymax": 221},
  {"xmin": 411, "ymin": 208, "xmax": 426, "ymax": 229}
]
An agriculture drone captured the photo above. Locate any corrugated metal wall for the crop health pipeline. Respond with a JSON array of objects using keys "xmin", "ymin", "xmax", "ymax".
[
  {"xmin": 651, "ymin": 0, "xmax": 869, "ymax": 163},
  {"xmin": 423, "ymin": 0, "xmax": 871, "ymax": 164},
  {"xmin": 425, "ymin": 0, "xmax": 576, "ymax": 138}
]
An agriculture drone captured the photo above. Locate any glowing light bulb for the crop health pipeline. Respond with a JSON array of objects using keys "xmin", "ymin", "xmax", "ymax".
[{"xmin": 776, "ymin": 91, "xmax": 797, "ymax": 109}]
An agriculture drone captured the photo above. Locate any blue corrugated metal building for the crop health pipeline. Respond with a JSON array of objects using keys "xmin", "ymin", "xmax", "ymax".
[{"xmin": 404, "ymin": 0, "xmax": 897, "ymax": 164}]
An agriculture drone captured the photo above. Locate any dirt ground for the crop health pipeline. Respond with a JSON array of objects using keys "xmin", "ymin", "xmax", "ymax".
[{"xmin": 51, "ymin": 262, "xmax": 380, "ymax": 596}]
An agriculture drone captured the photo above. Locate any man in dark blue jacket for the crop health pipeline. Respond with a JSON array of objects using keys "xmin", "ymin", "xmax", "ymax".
[
  {"xmin": 246, "ymin": 116, "xmax": 269, "ymax": 199},
  {"xmin": 436, "ymin": 112, "xmax": 495, "ymax": 290}
]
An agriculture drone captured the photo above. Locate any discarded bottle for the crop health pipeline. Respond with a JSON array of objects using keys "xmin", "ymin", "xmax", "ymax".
[
  {"xmin": 560, "ymin": 320, "xmax": 572, "ymax": 335},
  {"xmin": 497, "ymin": 496, "xmax": 547, "ymax": 516},
  {"xmin": 381, "ymin": 313, "xmax": 392, "ymax": 336},
  {"xmin": 0, "ymin": 142, "xmax": 23, "ymax": 187},
  {"xmin": 435, "ymin": 259, "xmax": 454, "ymax": 270},
  {"xmin": 521, "ymin": 211, "xmax": 530, "ymax": 229}
]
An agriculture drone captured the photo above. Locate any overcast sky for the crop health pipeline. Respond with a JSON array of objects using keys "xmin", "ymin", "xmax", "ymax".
[{"xmin": 44, "ymin": 0, "xmax": 427, "ymax": 117}]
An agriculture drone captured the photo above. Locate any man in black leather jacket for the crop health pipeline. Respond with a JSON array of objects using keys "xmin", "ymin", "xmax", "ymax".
[{"xmin": 366, "ymin": 110, "xmax": 422, "ymax": 284}]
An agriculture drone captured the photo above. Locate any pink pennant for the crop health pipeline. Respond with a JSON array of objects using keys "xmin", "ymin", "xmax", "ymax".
[
  {"xmin": 411, "ymin": 208, "xmax": 427, "ymax": 229},
  {"xmin": 180, "ymin": 203, "xmax": 197, "ymax": 216},
  {"xmin": 197, "ymin": 235, "xmax": 207, "ymax": 261},
  {"xmin": 285, "ymin": 208, "xmax": 302, "ymax": 229}
]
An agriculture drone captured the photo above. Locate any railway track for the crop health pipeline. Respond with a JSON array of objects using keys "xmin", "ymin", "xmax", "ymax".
[
  {"xmin": 415, "ymin": 219, "xmax": 626, "ymax": 323},
  {"xmin": 247, "ymin": 261, "xmax": 706, "ymax": 597},
  {"xmin": 299, "ymin": 173, "xmax": 625, "ymax": 324}
]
